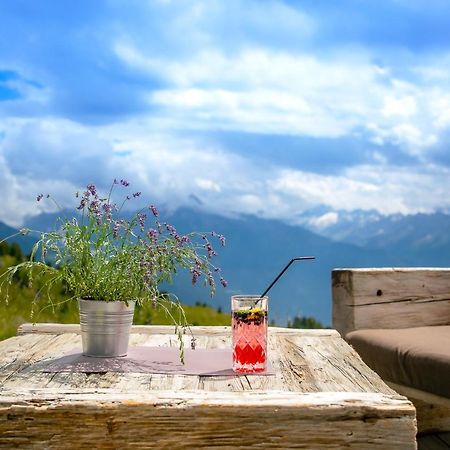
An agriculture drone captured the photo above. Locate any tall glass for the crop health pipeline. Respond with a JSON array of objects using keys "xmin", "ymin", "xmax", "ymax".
[{"xmin": 231, "ymin": 295, "xmax": 268, "ymax": 373}]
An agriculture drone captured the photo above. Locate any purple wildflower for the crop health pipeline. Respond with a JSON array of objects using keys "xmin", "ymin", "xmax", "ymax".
[
  {"xmin": 36, "ymin": 194, "xmax": 43, "ymax": 202},
  {"xmin": 218, "ymin": 234, "xmax": 226, "ymax": 246},
  {"xmin": 190, "ymin": 268, "xmax": 201, "ymax": 285},
  {"xmin": 113, "ymin": 221, "xmax": 120, "ymax": 238},
  {"xmin": 133, "ymin": 192, "xmax": 141, "ymax": 198},
  {"xmin": 120, "ymin": 179, "xmax": 130, "ymax": 187},
  {"xmin": 220, "ymin": 277, "xmax": 228, "ymax": 288},
  {"xmin": 102, "ymin": 203, "xmax": 113, "ymax": 221},
  {"xmin": 138, "ymin": 213, "xmax": 147, "ymax": 230},
  {"xmin": 89, "ymin": 199, "xmax": 100, "ymax": 216},
  {"xmin": 147, "ymin": 228, "xmax": 158, "ymax": 241},
  {"xmin": 77, "ymin": 198, "xmax": 87, "ymax": 210},
  {"xmin": 205, "ymin": 242, "xmax": 216, "ymax": 259},
  {"xmin": 165, "ymin": 223, "xmax": 177, "ymax": 237},
  {"xmin": 150, "ymin": 205, "xmax": 159, "ymax": 217},
  {"xmin": 176, "ymin": 235, "xmax": 190, "ymax": 246},
  {"xmin": 87, "ymin": 184, "xmax": 97, "ymax": 196}
]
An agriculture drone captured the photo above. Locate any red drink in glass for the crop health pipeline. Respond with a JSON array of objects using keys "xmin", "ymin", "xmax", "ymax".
[{"xmin": 232, "ymin": 295, "xmax": 268, "ymax": 373}]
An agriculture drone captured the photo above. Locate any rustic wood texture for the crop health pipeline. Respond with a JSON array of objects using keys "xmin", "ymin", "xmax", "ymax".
[
  {"xmin": 0, "ymin": 325, "xmax": 417, "ymax": 449},
  {"xmin": 332, "ymin": 268, "xmax": 450, "ymax": 336}
]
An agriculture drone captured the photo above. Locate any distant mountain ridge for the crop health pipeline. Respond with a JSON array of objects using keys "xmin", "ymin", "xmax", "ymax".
[
  {"xmin": 1, "ymin": 207, "xmax": 449, "ymax": 326},
  {"xmin": 301, "ymin": 208, "xmax": 450, "ymax": 266}
]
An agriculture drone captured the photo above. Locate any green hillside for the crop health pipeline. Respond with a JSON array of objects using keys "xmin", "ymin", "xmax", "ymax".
[{"xmin": 0, "ymin": 242, "xmax": 230, "ymax": 342}]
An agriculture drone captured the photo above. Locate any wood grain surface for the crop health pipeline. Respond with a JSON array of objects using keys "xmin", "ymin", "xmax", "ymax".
[
  {"xmin": 332, "ymin": 268, "xmax": 450, "ymax": 336},
  {"xmin": 0, "ymin": 325, "xmax": 417, "ymax": 449}
]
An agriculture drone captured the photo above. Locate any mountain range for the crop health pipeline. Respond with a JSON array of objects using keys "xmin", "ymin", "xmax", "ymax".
[
  {"xmin": 301, "ymin": 208, "xmax": 450, "ymax": 265},
  {"xmin": 1, "ymin": 207, "xmax": 449, "ymax": 327}
]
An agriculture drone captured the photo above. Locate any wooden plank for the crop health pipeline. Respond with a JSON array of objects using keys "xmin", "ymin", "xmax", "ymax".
[
  {"xmin": 332, "ymin": 268, "xmax": 450, "ymax": 335},
  {"xmin": 289, "ymin": 334, "xmax": 397, "ymax": 395},
  {"xmin": 0, "ymin": 389, "xmax": 416, "ymax": 450},
  {"xmin": 17, "ymin": 322, "xmax": 339, "ymax": 337}
]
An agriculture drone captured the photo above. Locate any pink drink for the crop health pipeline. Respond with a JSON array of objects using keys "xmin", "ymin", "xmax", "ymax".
[{"xmin": 232, "ymin": 295, "xmax": 268, "ymax": 373}]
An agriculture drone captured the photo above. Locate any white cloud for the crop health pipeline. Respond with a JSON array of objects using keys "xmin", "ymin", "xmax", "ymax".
[
  {"xmin": 195, "ymin": 178, "xmax": 221, "ymax": 192},
  {"xmin": 382, "ymin": 95, "xmax": 417, "ymax": 118},
  {"xmin": 308, "ymin": 212, "xmax": 339, "ymax": 229},
  {"xmin": 0, "ymin": 116, "xmax": 449, "ymax": 228},
  {"xmin": 271, "ymin": 164, "xmax": 450, "ymax": 216},
  {"xmin": 115, "ymin": 43, "xmax": 450, "ymax": 159}
]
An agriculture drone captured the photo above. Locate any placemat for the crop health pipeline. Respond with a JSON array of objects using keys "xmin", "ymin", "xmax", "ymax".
[{"xmin": 42, "ymin": 346, "xmax": 274, "ymax": 376}]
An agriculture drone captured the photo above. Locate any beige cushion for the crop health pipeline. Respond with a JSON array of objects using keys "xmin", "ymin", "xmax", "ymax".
[{"xmin": 346, "ymin": 326, "xmax": 450, "ymax": 398}]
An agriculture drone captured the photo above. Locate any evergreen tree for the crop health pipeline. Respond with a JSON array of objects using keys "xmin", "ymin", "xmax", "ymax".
[{"xmin": 287, "ymin": 315, "xmax": 324, "ymax": 329}]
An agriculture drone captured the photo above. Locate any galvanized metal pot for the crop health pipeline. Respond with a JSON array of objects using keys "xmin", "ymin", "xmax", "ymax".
[{"xmin": 78, "ymin": 298, "xmax": 136, "ymax": 357}]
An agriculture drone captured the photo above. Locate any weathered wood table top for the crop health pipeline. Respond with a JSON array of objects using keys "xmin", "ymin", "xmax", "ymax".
[{"xmin": 0, "ymin": 324, "xmax": 417, "ymax": 449}]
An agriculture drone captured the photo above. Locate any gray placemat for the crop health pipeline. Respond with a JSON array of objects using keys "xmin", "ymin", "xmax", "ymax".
[{"xmin": 42, "ymin": 346, "xmax": 274, "ymax": 376}]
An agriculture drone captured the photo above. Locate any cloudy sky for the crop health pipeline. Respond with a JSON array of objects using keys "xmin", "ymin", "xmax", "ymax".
[{"xmin": 1, "ymin": 0, "xmax": 450, "ymax": 227}]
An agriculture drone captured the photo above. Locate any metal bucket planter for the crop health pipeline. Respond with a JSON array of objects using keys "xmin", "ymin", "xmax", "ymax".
[{"xmin": 78, "ymin": 298, "xmax": 136, "ymax": 357}]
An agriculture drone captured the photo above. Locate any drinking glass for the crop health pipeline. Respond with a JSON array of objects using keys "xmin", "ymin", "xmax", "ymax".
[{"xmin": 231, "ymin": 295, "xmax": 268, "ymax": 373}]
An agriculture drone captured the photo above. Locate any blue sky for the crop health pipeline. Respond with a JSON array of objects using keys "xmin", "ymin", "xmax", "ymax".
[{"xmin": 1, "ymin": 0, "xmax": 450, "ymax": 227}]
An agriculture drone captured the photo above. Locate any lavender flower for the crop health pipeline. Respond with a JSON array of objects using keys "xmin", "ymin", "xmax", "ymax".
[
  {"xmin": 113, "ymin": 221, "xmax": 120, "ymax": 238},
  {"xmin": 150, "ymin": 205, "xmax": 159, "ymax": 217},
  {"xmin": 87, "ymin": 184, "xmax": 97, "ymax": 196},
  {"xmin": 147, "ymin": 228, "xmax": 158, "ymax": 242},
  {"xmin": 102, "ymin": 203, "xmax": 114, "ymax": 221},
  {"xmin": 36, "ymin": 194, "xmax": 43, "ymax": 202},
  {"xmin": 176, "ymin": 235, "xmax": 190, "ymax": 246},
  {"xmin": 138, "ymin": 213, "xmax": 147, "ymax": 230},
  {"xmin": 77, "ymin": 198, "xmax": 87, "ymax": 210},
  {"xmin": 205, "ymin": 242, "xmax": 216, "ymax": 259},
  {"xmin": 190, "ymin": 268, "xmax": 201, "ymax": 285},
  {"xmin": 120, "ymin": 179, "xmax": 130, "ymax": 187},
  {"xmin": 165, "ymin": 223, "xmax": 177, "ymax": 237}
]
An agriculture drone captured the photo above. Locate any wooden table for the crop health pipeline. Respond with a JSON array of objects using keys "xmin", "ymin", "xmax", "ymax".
[{"xmin": 0, "ymin": 324, "xmax": 417, "ymax": 449}]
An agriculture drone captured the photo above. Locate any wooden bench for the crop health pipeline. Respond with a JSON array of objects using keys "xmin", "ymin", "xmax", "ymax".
[{"xmin": 332, "ymin": 268, "xmax": 450, "ymax": 435}]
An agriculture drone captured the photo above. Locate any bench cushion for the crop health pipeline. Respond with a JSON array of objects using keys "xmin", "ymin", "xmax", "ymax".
[{"xmin": 346, "ymin": 325, "xmax": 450, "ymax": 398}]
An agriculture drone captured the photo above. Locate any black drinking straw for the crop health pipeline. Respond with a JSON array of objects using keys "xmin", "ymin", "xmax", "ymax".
[{"xmin": 256, "ymin": 256, "xmax": 315, "ymax": 304}]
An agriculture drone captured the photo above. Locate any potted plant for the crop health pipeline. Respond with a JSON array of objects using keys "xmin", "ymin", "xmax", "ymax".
[{"xmin": 0, "ymin": 179, "xmax": 227, "ymax": 360}]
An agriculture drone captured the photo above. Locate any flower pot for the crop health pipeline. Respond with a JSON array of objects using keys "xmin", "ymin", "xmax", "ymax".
[{"xmin": 78, "ymin": 298, "xmax": 136, "ymax": 357}]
